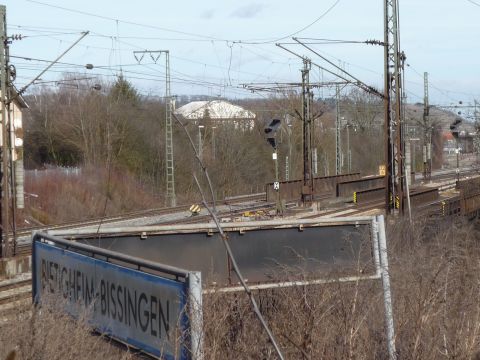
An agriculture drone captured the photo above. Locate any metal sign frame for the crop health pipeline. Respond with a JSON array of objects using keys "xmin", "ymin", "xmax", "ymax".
[
  {"xmin": 202, "ymin": 215, "xmax": 396, "ymax": 359},
  {"xmin": 49, "ymin": 217, "xmax": 376, "ymax": 285},
  {"xmin": 31, "ymin": 232, "xmax": 203, "ymax": 360}
]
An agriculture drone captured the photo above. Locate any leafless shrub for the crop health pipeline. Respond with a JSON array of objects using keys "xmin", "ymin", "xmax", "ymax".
[
  {"xmin": 388, "ymin": 217, "xmax": 480, "ymax": 359},
  {"xmin": 0, "ymin": 300, "xmax": 135, "ymax": 360},
  {"xmin": 202, "ymin": 280, "xmax": 385, "ymax": 359},
  {"xmin": 22, "ymin": 165, "xmax": 161, "ymax": 225},
  {"xmin": 201, "ymin": 216, "xmax": 480, "ymax": 359}
]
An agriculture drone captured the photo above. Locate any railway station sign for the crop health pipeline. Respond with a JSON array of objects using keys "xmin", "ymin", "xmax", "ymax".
[
  {"xmin": 32, "ymin": 233, "xmax": 203, "ymax": 360},
  {"xmin": 49, "ymin": 215, "xmax": 396, "ymax": 360}
]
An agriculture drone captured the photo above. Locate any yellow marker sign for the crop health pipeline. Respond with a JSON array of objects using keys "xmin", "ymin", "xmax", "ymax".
[
  {"xmin": 379, "ymin": 165, "xmax": 386, "ymax": 176},
  {"xmin": 189, "ymin": 204, "xmax": 201, "ymax": 215}
]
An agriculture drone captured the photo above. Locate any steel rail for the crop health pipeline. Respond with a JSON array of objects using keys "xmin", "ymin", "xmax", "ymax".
[{"xmin": 16, "ymin": 192, "xmax": 266, "ymax": 236}]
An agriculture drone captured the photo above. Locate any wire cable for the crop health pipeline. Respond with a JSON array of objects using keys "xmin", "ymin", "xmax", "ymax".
[
  {"xmin": 26, "ymin": 0, "xmax": 225, "ymax": 41},
  {"xmin": 466, "ymin": 0, "xmax": 480, "ymax": 7},
  {"xmin": 233, "ymin": 0, "xmax": 341, "ymax": 44},
  {"xmin": 26, "ymin": 0, "xmax": 340, "ymax": 45}
]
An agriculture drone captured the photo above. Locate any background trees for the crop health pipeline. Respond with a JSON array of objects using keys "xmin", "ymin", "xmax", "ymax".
[{"xmin": 23, "ymin": 75, "xmax": 448, "ymax": 223}]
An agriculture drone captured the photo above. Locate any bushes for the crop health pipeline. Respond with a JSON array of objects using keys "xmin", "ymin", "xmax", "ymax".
[
  {"xmin": 200, "ymin": 217, "xmax": 480, "ymax": 359},
  {"xmin": 23, "ymin": 166, "xmax": 161, "ymax": 225},
  {"xmin": 0, "ymin": 303, "xmax": 134, "ymax": 360}
]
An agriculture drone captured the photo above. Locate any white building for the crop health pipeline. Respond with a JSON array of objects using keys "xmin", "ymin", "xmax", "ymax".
[
  {"xmin": 4, "ymin": 88, "xmax": 28, "ymax": 209},
  {"xmin": 174, "ymin": 100, "xmax": 256, "ymax": 130}
]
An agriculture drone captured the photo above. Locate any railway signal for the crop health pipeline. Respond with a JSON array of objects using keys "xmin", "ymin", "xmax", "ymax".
[
  {"xmin": 264, "ymin": 118, "xmax": 282, "ymax": 149},
  {"xmin": 450, "ymin": 119, "xmax": 463, "ymax": 182},
  {"xmin": 265, "ymin": 119, "xmax": 283, "ymax": 213},
  {"xmin": 273, "ymin": 181, "xmax": 280, "ymax": 191}
]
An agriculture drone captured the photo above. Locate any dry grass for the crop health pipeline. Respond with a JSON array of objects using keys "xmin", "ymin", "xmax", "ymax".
[
  {"xmin": 0, "ymin": 302, "xmax": 135, "ymax": 360},
  {"xmin": 203, "ymin": 282, "xmax": 385, "ymax": 359},
  {"xmin": 389, "ymin": 217, "xmax": 480, "ymax": 359},
  {"xmin": 22, "ymin": 166, "xmax": 162, "ymax": 225},
  {"xmin": 201, "ymin": 216, "xmax": 480, "ymax": 359}
]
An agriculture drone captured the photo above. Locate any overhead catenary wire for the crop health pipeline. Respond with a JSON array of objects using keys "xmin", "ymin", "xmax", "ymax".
[
  {"xmin": 14, "ymin": 66, "xmax": 264, "ymax": 100},
  {"xmin": 14, "ymin": 57, "xmax": 335, "ymax": 103},
  {"xmin": 11, "ymin": 54, "xmax": 294, "ymax": 96},
  {"xmin": 232, "ymin": 0, "xmax": 342, "ymax": 44},
  {"xmin": 10, "ymin": 31, "xmax": 84, "ymax": 38},
  {"xmin": 10, "ymin": 22, "xmax": 390, "ymax": 98},
  {"xmin": 405, "ymin": 62, "xmax": 480, "ymax": 101},
  {"xmin": 11, "ymin": 33, "xmax": 297, "ymax": 83},
  {"xmin": 26, "ymin": 0, "xmax": 224, "ymax": 41},
  {"xmin": 9, "ymin": 21, "xmax": 415, "ymax": 103},
  {"xmin": 276, "ymin": 43, "xmax": 384, "ymax": 99},
  {"xmin": 16, "ymin": 31, "xmax": 89, "ymax": 97},
  {"xmin": 291, "ymin": 37, "xmax": 384, "ymax": 98},
  {"xmin": 9, "ymin": 25, "xmax": 317, "ymax": 99},
  {"xmin": 10, "ymin": 2, "xmax": 480, "ymax": 105},
  {"xmin": 10, "ymin": 23, "xmax": 90, "ymax": 33},
  {"xmin": 24, "ymin": 0, "xmax": 341, "ymax": 45},
  {"xmin": 466, "ymin": 0, "xmax": 480, "ymax": 7},
  {"xmin": 263, "ymin": 0, "xmax": 341, "ymax": 42},
  {"xmin": 294, "ymin": 37, "xmax": 375, "ymax": 44}
]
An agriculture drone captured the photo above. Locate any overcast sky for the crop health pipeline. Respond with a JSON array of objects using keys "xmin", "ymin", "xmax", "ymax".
[{"xmin": 5, "ymin": 0, "xmax": 480, "ymax": 106}]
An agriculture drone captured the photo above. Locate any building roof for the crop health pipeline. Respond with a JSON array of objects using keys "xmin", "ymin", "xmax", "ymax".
[
  {"xmin": 174, "ymin": 100, "xmax": 255, "ymax": 120},
  {"xmin": 10, "ymin": 87, "xmax": 29, "ymax": 109}
]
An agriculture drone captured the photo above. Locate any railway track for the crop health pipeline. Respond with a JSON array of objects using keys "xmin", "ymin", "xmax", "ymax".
[
  {"xmin": 10, "ymin": 168, "xmax": 478, "ymax": 256},
  {"xmin": 424, "ymin": 167, "xmax": 479, "ymax": 183},
  {"xmin": 13, "ymin": 167, "xmax": 475, "ymax": 236},
  {"xmin": 2, "ymin": 196, "xmax": 272, "ymax": 309},
  {"xmin": 13, "ymin": 192, "xmax": 267, "ymax": 255},
  {"xmin": 17, "ymin": 192, "xmax": 266, "ymax": 235},
  {"xmin": 0, "ymin": 274, "xmax": 31, "ymax": 310},
  {"xmin": 0, "ymin": 171, "xmax": 473, "ymax": 313}
]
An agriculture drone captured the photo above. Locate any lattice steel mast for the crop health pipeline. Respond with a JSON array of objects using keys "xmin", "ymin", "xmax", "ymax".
[
  {"xmin": 301, "ymin": 58, "xmax": 314, "ymax": 203},
  {"xmin": 335, "ymin": 84, "xmax": 342, "ymax": 175},
  {"xmin": 164, "ymin": 51, "xmax": 176, "ymax": 207},
  {"xmin": 384, "ymin": 0, "xmax": 405, "ymax": 215},
  {"xmin": 133, "ymin": 50, "xmax": 176, "ymax": 207},
  {"xmin": 423, "ymin": 71, "xmax": 431, "ymax": 180}
]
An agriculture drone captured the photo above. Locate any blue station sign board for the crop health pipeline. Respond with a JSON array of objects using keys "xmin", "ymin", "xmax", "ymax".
[{"xmin": 32, "ymin": 235, "xmax": 193, "ymax": 360}]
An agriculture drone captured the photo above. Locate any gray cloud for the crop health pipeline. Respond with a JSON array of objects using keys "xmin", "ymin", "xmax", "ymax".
[{"xmin": 230, "ymin": 4, "xmax": 265, "ymax": 18}]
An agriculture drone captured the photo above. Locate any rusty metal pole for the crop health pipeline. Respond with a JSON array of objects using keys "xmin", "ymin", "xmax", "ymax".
[
  {"xmin": 335, "ymin": 85, "xmax": 342, "ymax": 175},
  {"xmin": 301, "ymin": 58, "xmax": 313, "ymax": 204},
  {"xmin": 384, "ymin": 0, "xmax": 404, "ymax": 215},
  {"xmin": 383, "ymin": 1, "xmax": 393, "ymax": 215},
  {"xmin": 423, "ymin": 72, "xmax": 431, "ymax": 180}
]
